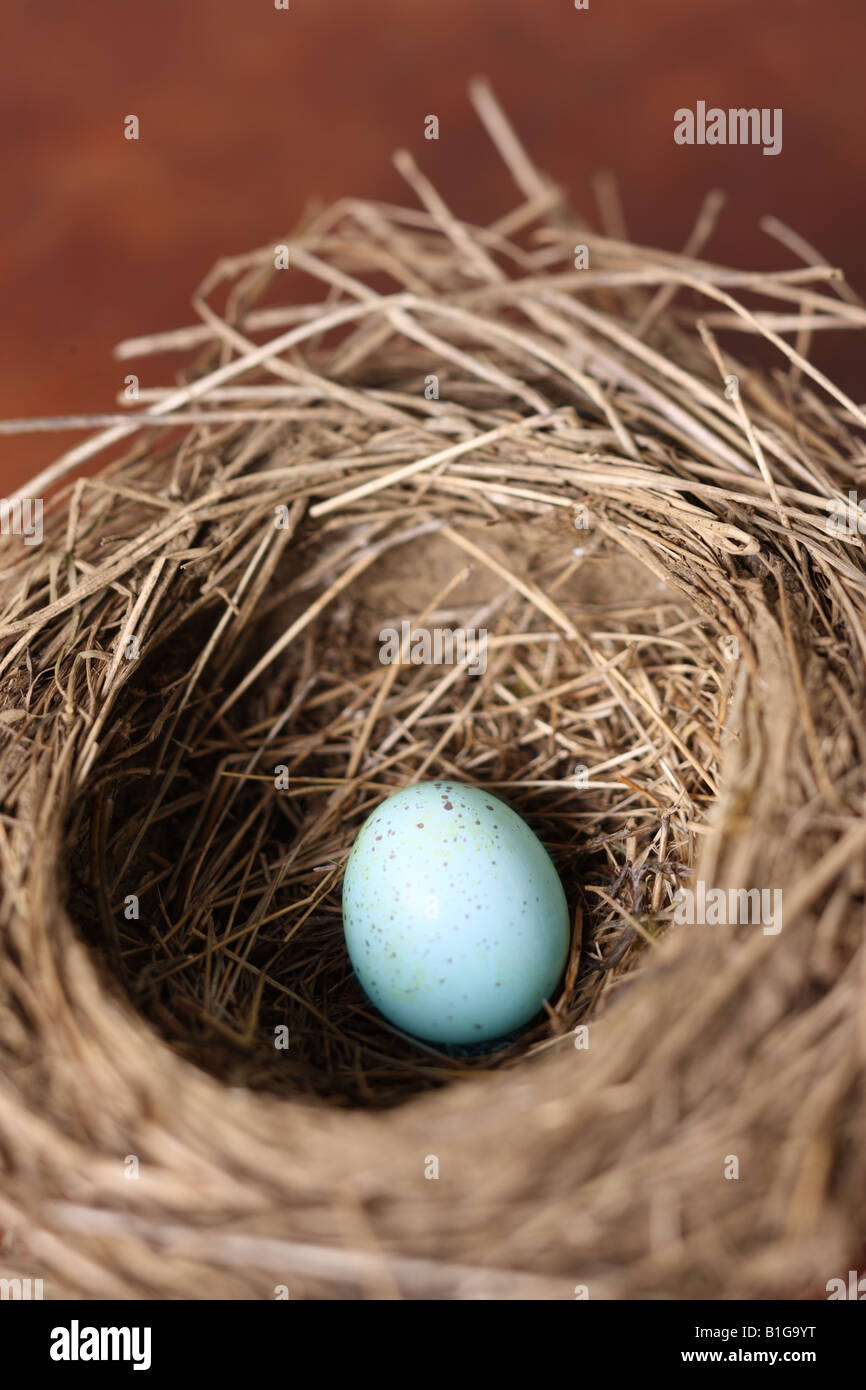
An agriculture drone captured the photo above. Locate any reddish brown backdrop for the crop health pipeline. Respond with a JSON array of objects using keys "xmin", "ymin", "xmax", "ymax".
[{"xmin": 2, "ymin": 0, "xmax": 864, "ymax": 490}]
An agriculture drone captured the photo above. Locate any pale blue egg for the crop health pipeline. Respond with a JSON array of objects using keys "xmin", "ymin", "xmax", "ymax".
[{"xmin": 342, "ymin": 781, "xmax": 570, "ymax": 1045}]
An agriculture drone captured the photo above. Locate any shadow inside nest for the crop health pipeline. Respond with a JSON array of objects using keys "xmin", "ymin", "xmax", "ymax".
[{"xmin": 66, "ymin": 535, "xmax": 711, "ymax": 1109}]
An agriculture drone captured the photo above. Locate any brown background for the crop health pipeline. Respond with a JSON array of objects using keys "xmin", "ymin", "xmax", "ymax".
[{"xmin": 2, "ymin": 0, "xmax": 865, "ymax": 491}]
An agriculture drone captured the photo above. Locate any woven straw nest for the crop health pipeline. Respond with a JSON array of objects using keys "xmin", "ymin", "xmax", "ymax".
[{"xmin": 1, "ymin": 88, "xmax": 865, "ymax": 1299}]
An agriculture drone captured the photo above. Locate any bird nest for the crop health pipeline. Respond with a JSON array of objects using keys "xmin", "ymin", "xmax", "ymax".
[{"xmin": 1, "ymin": 89, "xmax": 865, "ymax": 1299}]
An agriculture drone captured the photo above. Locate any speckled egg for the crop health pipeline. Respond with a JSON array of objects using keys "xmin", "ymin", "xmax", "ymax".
[{"xmin": 342, "ymin": 780, "xmax": 570, "ymax": 1045}]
